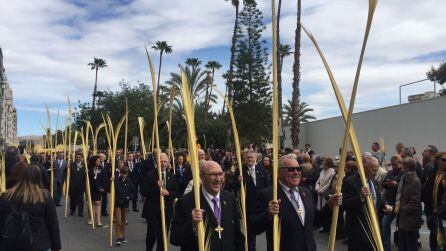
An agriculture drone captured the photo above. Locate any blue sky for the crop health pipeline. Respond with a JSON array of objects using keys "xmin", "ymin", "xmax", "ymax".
[{"xmin": 0, "ymin": 0, "xmax": 445, "ymax": 136}]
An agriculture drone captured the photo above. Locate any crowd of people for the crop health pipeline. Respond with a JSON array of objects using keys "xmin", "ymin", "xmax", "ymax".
[{"xmin": 0, "ymin": 141, "xmax": 445, "ymax": 251}]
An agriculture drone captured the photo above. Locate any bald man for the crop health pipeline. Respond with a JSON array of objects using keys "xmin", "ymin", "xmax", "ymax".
[
  {"xmin": 170, "ymin": 161, "xmax": 245, "ymax": 251},
  {"xmin": 140, "ymin": 153, "xmax": 178, "ymax": 251},
  {"xmin": 342, "ymin": 155, "xmax": 391, "ymax": 251}
]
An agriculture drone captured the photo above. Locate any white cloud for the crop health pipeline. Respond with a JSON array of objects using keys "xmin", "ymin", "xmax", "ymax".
[{"xmin": 0, "ymin": 0, "xmax": 445, "ymax": 135}]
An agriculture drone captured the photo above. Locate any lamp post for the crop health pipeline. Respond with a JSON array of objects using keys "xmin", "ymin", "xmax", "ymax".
[{"xmin": 398, "ymin": 78, "xmax": 430, "ymax": 104}]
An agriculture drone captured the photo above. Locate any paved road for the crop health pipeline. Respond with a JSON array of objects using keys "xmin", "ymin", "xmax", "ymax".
[{"xmin": 58, "ymin": 199, "xmax": 431, "ymax": 251}]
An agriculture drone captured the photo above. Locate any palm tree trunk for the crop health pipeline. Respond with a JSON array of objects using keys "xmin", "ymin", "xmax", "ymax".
[
  {"xmin": 156, "ymin": 50, "xmax": 164, "ymax": 98},
  {"xmin": 204, "ymin": 74, "xmax": 211, "ymax": 123},
  {"xmin": 222, "ymin": 83, "xmax": 228, "ymax": 113},
  {"xmin": 277, "ymin": 0, "xmax": 285, "ymax": 150},
  {"xmin": 291, "ymin": 0, "xmax": 302, "ymax": 148},
  {"xmin": 208, "ymin": 69, "xmax": 215, "ymax": 111},
  {"xmin": 92, "ymin": 67, "xmax": 98, "ymax": 110}
]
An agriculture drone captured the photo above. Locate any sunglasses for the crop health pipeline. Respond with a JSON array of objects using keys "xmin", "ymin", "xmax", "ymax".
[{"xmin": 280, "ymin": 166, "xmax": 302, "ymax": 172}]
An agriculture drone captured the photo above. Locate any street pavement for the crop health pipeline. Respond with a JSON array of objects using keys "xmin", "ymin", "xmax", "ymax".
[{"xmin": 58, "ymin": 199, "xmax": 431, "ymax": 251}]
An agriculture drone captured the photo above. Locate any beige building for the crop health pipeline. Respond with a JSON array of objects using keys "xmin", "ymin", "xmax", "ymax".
[{"xmin": 0, "ymin": 47, "xmax": 18, "ymax": 150}]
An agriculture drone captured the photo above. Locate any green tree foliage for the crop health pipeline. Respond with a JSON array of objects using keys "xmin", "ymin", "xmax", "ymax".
[
  {"xmin": 427, "ymin": 62, "xmax": 446, "ymax": 96},
  {"xmin": 232, "ymin": 1, "xmax": 272, "ymax": 145},
  {"xmin": 73, "ymin": 80, "xmax": 158, "ymax": 150},
  {"xmin": 427, "ymin": 62, "xmax": 446, "ymax": 85},
  {"xmin": 163, "ymin": 62, "xmax": 210, "ymax": 104},
  {"xmin": 73, "ymin": 79, "xmax": 227, "ymax": 150},
  {"xmin": 283, "ymin": 100, "xmax": 316, "ymax": 125}
]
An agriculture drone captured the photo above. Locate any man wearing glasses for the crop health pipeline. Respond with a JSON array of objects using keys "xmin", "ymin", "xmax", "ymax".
[
  {"xmin": 253, "ymin": 155, "xmax": 338, "ymax": 251},
  {"xmin": 170, "ymin": 160, "xmax": 245, "ymax": 251}
]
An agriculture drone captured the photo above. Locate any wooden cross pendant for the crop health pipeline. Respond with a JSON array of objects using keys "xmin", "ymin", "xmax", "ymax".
[{"xmin": 215, "ymin": 225, "xmax": 224, "ymax": 239}]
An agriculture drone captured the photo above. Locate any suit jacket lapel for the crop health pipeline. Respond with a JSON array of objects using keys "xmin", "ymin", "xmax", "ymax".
[
  {"xmin": 200, "ymin": 188, "xmax": 218, "ymax": 228},
  {"xmin": 298, "ymin": 187, "xmax": 308, "ymax": 225},
  {"xmin": 278, "ymin": 186, "xmax": 302, "ymax": 226},
  {"xmin": 220, "ymin": 192, "xmax": 229, "ymax": 227}
]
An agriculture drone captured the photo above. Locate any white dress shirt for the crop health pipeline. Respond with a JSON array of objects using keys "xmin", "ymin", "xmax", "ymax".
[
  {"xmin": 248, "ymin": 165, "xmax": 257, "ymax": 186},
  {"xmin": 202, "ymin": 187, "xmax": 221, "ymax": 215},
  {"xmin": 279, "ymin": 181, "xmax": 305, "ymax": 225}
]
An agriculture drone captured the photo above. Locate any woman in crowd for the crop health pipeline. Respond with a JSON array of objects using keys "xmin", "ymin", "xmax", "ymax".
[
  {"xmin": 396, "ymin": 157, "xmax": 422, "ymax": 251},
  {"xmin": 0, "ymin": 162, "xmax": 62, "ymax": 251},
  {"xmin": 301, "ymin": 153, "xmax": 313, "ymax": 174},
  {"xmin": 315, "ymin": 157, "xmax": 335, "ymax": 232},
  {"xmin": 261, "ymin": 155, "xmax": 273, "ymax": 185},
  {"xmin": 116, "ymin": 159, "xmax": 125, "ymax": 177},
  {"xmin": 88, "ymin": 155, "xmax": 105, "ymax": 227}
]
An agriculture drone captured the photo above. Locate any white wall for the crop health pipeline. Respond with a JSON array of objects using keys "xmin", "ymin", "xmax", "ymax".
[{"xmin": 284, "ymin": 96, "xmax": 446, "ymax": 157}]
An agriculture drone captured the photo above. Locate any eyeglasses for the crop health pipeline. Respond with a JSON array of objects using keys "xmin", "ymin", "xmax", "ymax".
[
  {"xmin": 201, "ymin": 172, "xmax": 225, "ymax": 178},
  {"xmin": 280, "ymin": 166, "xmax": 302, "ymax": 172}
]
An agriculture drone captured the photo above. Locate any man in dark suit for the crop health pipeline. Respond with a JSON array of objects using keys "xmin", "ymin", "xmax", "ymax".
[
  {"xmin": 69, "ymin": 153, "xmax": 86, "ymax": 217},
  {"xmin": 253, "ymin": 155, "xmax": 330, "ymax": 251},
  {"xmin": 140, "ymin": 150, "xmax": 157, "ymax": 178},
  {"xmin": 127, "ymin": 152, "xmax": 140, "ymax": 212},
  {"xmin": 175, "ymin": 155, "xmax": 191, "ymax": 196},
  {"xmin": 170, "ymin": 160, "xmax": 245, "ymax": 251},
  {"xmin": 342, "ymin": 155, "xmax": 392, "ymax": 251},
  {"xmin": 421, "ymin": 145, "xmax": 442, "ymax": 250},
  {"xmin": 53, "ymin": 152, "xmax": 67, "ymax": 206},
  {"xmin": 99, "ymin": 153, "xmax": 111, "ymax": 216},
  {"xmin": 234, "ymin": 150, "xmax": 270, "ymax": 251},
  {"xmin": 140, "ymin": 152, "xmax": 178, "ymax": 251}
]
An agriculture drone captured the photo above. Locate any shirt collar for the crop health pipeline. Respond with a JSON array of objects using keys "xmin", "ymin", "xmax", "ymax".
[
  {"xmin": 202, "ymin": 186, "xmax": 220, "ymax": 202},
  {"xmin": 279, "ymin": 180, "xmax": 298, "ymax": 193}
]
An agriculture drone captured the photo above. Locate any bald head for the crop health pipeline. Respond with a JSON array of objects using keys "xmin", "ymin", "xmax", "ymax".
[
  {"xmin": 203, "ymin": 161, "xmax": 222, "ymax": 173},
  {"xmin": 363, "ymin": 155, "xmax": 379, "ymax": 179},
  {"xmin": 201, "ymin": 161, "xmax": 224, "ymax": 196}
]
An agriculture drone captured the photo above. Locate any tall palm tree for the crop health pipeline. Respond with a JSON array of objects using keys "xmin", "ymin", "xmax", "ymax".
[
  {"xmin": 152, "ymin": 41, "xmax": 173, "ymax": 97},
  {"xmin": 291, "ymin": 0, "xmax": 302, "ymax": 148},
  {"xmin": 185, "ymin": 58, "xmax": 202, "ymax": 72},
  {"xmin": 278, "ymin": 44, "xmax": 293, "ymax": 149},
  {"xmin": 283, "ymin": 100, "xmax": 316, "ymax": 126},
  {"xmin": 204, "ymin": 60, "xmax": 222, "ymax": 122},
  {"xmin": 88, "ymin": 57, "xmax": 107, "ymax": 110},
  {"xmin": 225, "ymin": 0, "xmax": 240, "ymax": 107}
]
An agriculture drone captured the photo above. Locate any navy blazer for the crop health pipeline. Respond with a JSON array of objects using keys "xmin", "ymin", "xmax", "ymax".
[
  {"xmin": 53, "ymin": 159, "xmax": 67, "ymax": 183},
  {"xmin": 140, "ymin": 169, "xmax": 178, "ymax": 220},
  {"xmin": 170, "ymin": 188, "xmax": 245, "ymax": 251},
  {"xmin": 253, "ymin": 185, "xmax": 316, "ymax": 251},
  {"xmin": 342, "ymin": 172, "xmax": 383, "ymax": 248},
  {"xmin": 234, "ymin": 165, "xmax": 270, "ymax": 214}
]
